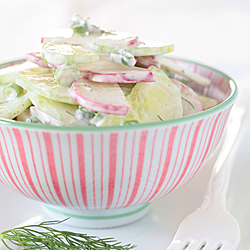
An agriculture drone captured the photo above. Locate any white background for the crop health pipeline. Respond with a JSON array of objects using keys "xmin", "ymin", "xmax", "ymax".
[{"xmin": 0, "ymin": 0, "xmax": 249, "ymax": 81}]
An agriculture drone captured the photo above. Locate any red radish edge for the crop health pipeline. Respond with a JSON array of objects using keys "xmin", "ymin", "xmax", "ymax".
[
  {"xmin": 70, "ymin": 82, "xmax": 130, "ymax": 116},
  {"xmin": 170, "ymin": 78, "xmax": 204, "ymax": 112},
  {"xmin": 26, "ymin": 52, "xmax": 59, "ymax": 69},
  {"xmin": 128, "ymin": 37, "xmax": 140, "ymax": 46},
  {"xmin": 81, "ymin": 70, "xmax": 155, "ymax": 83},
  {"xmin": 26, "ymin": 52, "xmax": 50, "ymax": 68},
  {"xmin": 135, "ymin": 56, "xmax": 161, "ymax": 69}
]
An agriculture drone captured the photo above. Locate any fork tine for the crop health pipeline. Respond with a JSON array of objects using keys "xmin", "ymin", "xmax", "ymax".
[
  {"xmin": 166, "ymin": 240, "xmax": 184, "ymax": 250},
  {"xmin": 202, "ymin": 241, "xmax": 224, "ymax": 250},
  {"xmin": 218, "ymin": 242, "xmax": 235, "ymax": 250},
  {"xmin": 167, "ymin": 239, "xmax": 190, "ymax": 250},
  {"xmin": 186, "ymin": 240, "xmax": 207, "ymax": 250}
]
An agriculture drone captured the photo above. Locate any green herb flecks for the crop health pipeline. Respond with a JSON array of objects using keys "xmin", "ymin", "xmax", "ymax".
[
  {"xmin": 181, "ymin": 97, "xmax": 195, "ymax": 109},
  {"xmin": 157, "ymin": 115, "xmax": 164, "ymax": 121},
  {"xmin": 0, "ymin": 219, "xmax": 136, "ymax": 250},
  {"xmin": 121, "ymin": 120, "xmax": 139, "ymax": 126}
]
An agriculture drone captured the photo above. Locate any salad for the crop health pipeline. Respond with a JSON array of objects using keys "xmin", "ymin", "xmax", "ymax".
[{"xmin": 0, "ymin": 14, "xmax": 219, "ymax": 127}]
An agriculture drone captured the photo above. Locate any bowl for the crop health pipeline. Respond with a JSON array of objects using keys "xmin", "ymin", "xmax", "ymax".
[{"xmin": 0, "ymin": 57, "xmax": 238, "ymax": 228}]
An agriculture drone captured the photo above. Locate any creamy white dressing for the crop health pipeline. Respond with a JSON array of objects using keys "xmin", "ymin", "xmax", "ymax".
[{"xmin": 109, "ymin": 49, "xmax": 136, "ymax": 67}]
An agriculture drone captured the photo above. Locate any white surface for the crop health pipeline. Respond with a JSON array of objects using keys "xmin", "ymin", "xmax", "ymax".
[
  {"xmin": 166, "ymin": 107, "xmax": 244, "ymax": 250},
  {"xmin": 0, "ymin": 80, "xmax": 250, "ymax": 250}
]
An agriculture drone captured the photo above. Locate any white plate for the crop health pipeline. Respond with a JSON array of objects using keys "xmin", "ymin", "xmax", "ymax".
[{"xmin": 0, "ymin": 79, "xmax": 250, "ymax": 250}]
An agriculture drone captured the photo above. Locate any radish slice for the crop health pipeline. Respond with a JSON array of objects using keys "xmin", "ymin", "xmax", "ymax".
[
  {"xmin": 26, "ymin": 52, "xmax": 60, "ymax": 69},
  {"xmin": 135, "ymin": 56, "xmax": 161, "ymax": 68},
  {"xmin": 170, "ymin": 79, "xmax": 204, "ymax": 116},
  {"xmin": 26, "ymin": 52, "xmax": 50, "ymax": 68},
  {"xmin": 41, "ymin": 28, "xmax": 140, "ymax": 47},
  {"xmin": 70, "ymin": 80, "xmax": 129, "ymax": 115},
  {"xmin": 78, "ymin": 56, "xmax": 155, "ymax": 83},
  {"xmin": 156, "ymin": 56, "xmax": 211, "ymax": 87}
]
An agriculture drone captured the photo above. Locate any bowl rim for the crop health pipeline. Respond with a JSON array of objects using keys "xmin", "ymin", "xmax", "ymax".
[{"xmin": 0, "ymin": 57, "xmax": 238, "ymax": 132}]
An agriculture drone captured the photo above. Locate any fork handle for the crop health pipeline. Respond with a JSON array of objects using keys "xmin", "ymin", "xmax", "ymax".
[{"xmin": 201, "ymin": 107, "xmax": 244, "ymax": 210}]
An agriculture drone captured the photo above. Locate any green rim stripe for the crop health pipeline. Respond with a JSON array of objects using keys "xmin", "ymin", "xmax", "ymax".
[
  {"xmin": 0, "ymin": 57, "xmax": 238, "ymax": 132},
  {"xmin": 44, "ymin": 203, "xmax": 150, "ymax": 220}
]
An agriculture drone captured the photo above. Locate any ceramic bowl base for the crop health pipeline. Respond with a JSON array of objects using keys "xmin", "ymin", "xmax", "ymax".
[{"xmin": 43, "ymin": 203, "xmax": 151, "ymax": 228}]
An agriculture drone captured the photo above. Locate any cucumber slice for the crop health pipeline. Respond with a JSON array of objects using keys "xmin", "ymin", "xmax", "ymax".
[
  {"xmin": 78, "ymin": 56, "xmax": 155, "ymax": 83},
  {"xmin": 198, "ymin": 95, "xmax": 220, "ymax": 110},
  {"xmin": 15, "ymin": 69, "xmax": 77, "ymax": 105},
  {"xmin": 0, "ymin": 61, "xmax": 38, "ymax": 85},
  {"xmin": 41, "ymin": 28, "xmax": 140, "ymax": 47},
  {"xmin": 70, "ymin": 79, "xmax": 129, "ymax": 116},
  {"xmin": 171, "ymin": 79, "xmax": 204, "ymax": 116},
  {"xmin": 99, "ymin": 66, "xmax": 183, "ymax": 126},
  {"xmin": 42, "ymin": 43, "xmax": 99, "ymax": 65},
  {"xmin": 85, "ymin": 41, "xmax": 175, "ymax": 56},
  {"xmin": 0, "ymin": 92, "xmax": 32, "ymax": 119},
  {"xmin": 125, "ymin": 66, "xmax": 183, "ymax": 123},
  {"xmin": 28, "ymin": 92, "xmax": 88, "ymax": 126}
]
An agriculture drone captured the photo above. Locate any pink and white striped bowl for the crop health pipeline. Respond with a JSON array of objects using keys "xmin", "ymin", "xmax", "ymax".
[{"xmin": 0, "ymin": 58, "xmax": 238, "ymax": 228}]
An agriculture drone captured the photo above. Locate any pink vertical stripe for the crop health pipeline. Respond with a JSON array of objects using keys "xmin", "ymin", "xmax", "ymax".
[
  {"xmin": 208, "ymin": 111, "xmax": 226, "ymax": 156},
  {"xmin": 12, "ymin": 128, "xmax": 45, "ymax": 201},
  {"xmin": 43, "ymin": 132, "xmax": 67, "ymax": 206},
  {"xmin": 0, "ymin": 128, "xmax": 26, "ymax": 194},
  {"xmin": 183, "ymin": 115, "xmax": 215, "ymax": 185},
  {"xmin": 36, "ymin": 131, "xmax": 59, "ymax": 205},
  {"xmin": 181, "ymin": 119, "xmax": 206, "ymax": 184},
  {"xmin": 106, "ymin": 133, "xmax": 118, "ymax": 209},
  {"xmin": 125, "ymin": 130, "xmax": 148, "ymax": 207},
  {"xmin": 155, "ymin": 125, "xmax": 186, "ymax": 199},
  {"xmin": 120, "ymin": 131, "xmax": 136, "ymax": 208},
  {"xmin": 25, "ymin": 130, "xmax": 52, "ymax": 203},
  {"xmin": 115, "ymin": 132, "xmax": 128, "ymax": 208},
  {"xmin": 57, "ymin": 134, "xmax": 75, "ymax": 208},
  {"xmin": 67, "ymin": 133, "xmax": 81, "ymax": 208},
  {"xmin": 7, "ymin": 128, "xmax": 35, "ymax": 198},
  {"xmin": 100, "ymin": 133, "xmax": 104, "ymax": 209},
  {"xmin": 167, "ymin": 120, "xmax": 203, "ymax": 194},
  {"xmin": 136, "ymin": 129, "xmax": 158, "ymax": 204},
  {"xmin": 141, "ymin": 127, "xmax": 168, "ymax": 204},
  {"xmin": 146, "ymin": 125, "xmax": 179, "ymax": 202},
  {"xmin": 76, "ymin": 134, "xmax": 88, "ymax": 209},
  {"xmin": 192, "ymin": 112, "xmax": 222, "ymax": 177},
  {"xmin": 91, "ymin": 134, "xmax": 97, "ymax": 209}
]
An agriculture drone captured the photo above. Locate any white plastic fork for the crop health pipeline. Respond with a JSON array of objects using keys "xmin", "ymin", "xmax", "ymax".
[{"xmin": 166, "ymin": 107, "xmax": 245, "ymax": 250}]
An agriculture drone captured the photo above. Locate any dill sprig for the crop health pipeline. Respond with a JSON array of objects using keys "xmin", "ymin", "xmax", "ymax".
[{"xmin": 0, "ymin": 219, "xmax": 136, "ymax": 250}]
